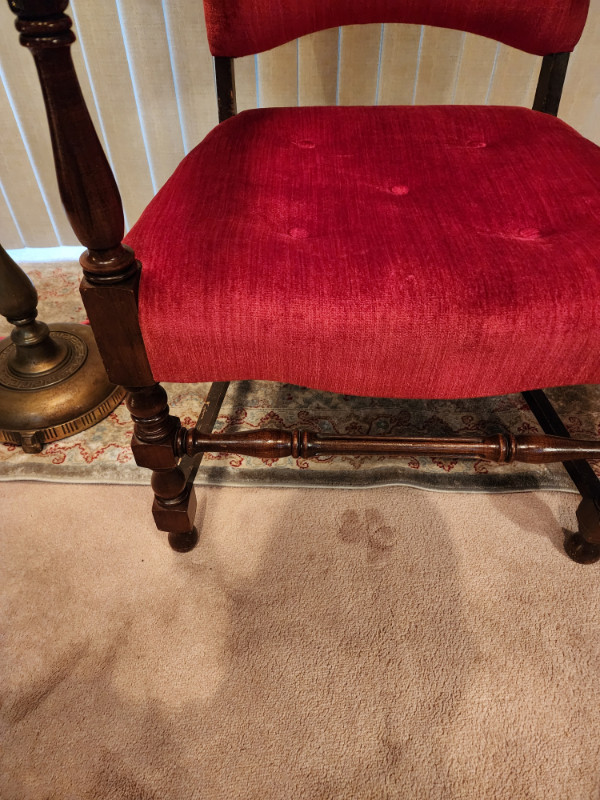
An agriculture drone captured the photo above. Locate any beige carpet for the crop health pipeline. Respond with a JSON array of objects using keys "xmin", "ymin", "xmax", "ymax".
[{"xmin": 1, "ymin": 482, "xmax": 600, "ymax": 799}]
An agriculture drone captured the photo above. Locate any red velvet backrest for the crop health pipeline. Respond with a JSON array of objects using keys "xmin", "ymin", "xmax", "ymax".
[{"xmin": 202, "ymin": 0, "xmax": 590, "ymax": 58}]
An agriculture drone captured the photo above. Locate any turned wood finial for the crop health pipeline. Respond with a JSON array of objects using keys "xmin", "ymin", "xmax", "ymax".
[
  {"xmin": 9, "ymin": 0, "xmax": 74, "ymax": 46},
  {"xmin": 8, "ymin": 0, "xmax": 68, "ymax": 14},
  {"xmin": 7, "ymin": 0, "xmax": 136, "ymax": 284}
]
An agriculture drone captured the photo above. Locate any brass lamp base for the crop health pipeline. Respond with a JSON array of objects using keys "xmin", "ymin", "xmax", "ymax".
[{"xmin": 0, "ymin": 322, "xmax": 125, "ymax": 454}]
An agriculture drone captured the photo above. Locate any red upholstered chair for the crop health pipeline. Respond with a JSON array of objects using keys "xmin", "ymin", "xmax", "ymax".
[{"xmin": 9, "ymin": 0, "xmax": 600, "ymax": 560}]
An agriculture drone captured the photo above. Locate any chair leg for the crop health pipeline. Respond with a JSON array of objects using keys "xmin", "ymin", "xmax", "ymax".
[
  {"xmin": 126, "ymin": 383, "xmax": 198, "ymax": 552},
  {"xmin": 522, "ymin": 389, "xmax": 600, "ymax": 564},
  {"xmin": 564, "ymin": 496, "xmax": 600, "ymax": 564},
  {"xmin": 151, "ymin": 471, "xmax": 198, "ymax": 553}
]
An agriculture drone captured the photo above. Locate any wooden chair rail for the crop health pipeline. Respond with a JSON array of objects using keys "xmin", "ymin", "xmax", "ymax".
[{"xmin": 174, "ymin": 428, "xmax": 600, "ymax": 465}]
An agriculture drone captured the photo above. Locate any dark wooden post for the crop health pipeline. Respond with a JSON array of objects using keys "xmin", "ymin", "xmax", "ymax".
[
  {"xmin": 214, "ymin": 56, "xmax": 237, "ymax": 122},
  {"xmin": 8, "ymin": 0, "xmax": 197, "ymax": 550},
  {"xmin": 532, "ymin": 52, "xmax": 570, "ymax": 116}
]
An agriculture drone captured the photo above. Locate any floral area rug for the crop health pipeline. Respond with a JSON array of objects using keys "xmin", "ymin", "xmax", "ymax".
[{"xmin": 1, "ymin": 262, "xmax": 599, "ymax": 492}]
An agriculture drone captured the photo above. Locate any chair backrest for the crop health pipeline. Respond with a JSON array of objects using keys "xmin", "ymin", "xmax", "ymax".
[{"xmin": 203, "ymin": 0, "xmax": 590, "ymax": 58}]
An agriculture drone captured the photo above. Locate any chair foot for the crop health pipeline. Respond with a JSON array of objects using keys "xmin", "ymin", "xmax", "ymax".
[
  {"xmin": 563, "ymin": 530, "xmax": 600, "ymax": 564},
  {"xmin": 168, "ymin": 526, "xmax": 199, "ymax": 553},
  {"xmin": 563, "ymin": 496, "xmax": 600, "ymax": 564}
]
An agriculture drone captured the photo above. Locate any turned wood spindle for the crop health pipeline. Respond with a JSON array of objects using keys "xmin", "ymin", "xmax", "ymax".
[
  {"xmin": 176, "ymin": 427, "xmax": 600, "ymax": 466},
  {"xmin": 7, "ymin": 0, "xmax": 197, "ymax": 550}
]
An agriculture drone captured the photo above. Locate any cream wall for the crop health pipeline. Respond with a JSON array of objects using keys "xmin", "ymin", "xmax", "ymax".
[{"xmin": 1, "ymin": 0, "xmax": 599, "ymax": 249}]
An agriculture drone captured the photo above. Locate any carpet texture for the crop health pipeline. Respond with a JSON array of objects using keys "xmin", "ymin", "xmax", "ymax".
[
  {"xmin": 1, "ymin": 482, "xmax": 599, "ymax": 799},
  {"xmin": 2, "ymin": 263, "xmax": 600, "ymax": 493}
]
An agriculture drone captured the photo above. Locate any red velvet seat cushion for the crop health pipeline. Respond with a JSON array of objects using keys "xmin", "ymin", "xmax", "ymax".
[{"xmin": 125, "ymin": 106, "xmax": 600, "ymax": 399}]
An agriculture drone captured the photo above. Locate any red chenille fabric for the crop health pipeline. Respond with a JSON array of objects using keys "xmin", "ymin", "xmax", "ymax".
[
  {"xmin": 202, "ymin": 0, "xmax": 589, "ymax": 57},
  {"xmin": 125, "ymin": 106, "xmax": 600, "ymax": 399}
]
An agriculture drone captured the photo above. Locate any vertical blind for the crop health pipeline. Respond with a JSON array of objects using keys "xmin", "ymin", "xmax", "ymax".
[{"xmin": 1, "ymin": 0, "xmax": 599, "ymax": 250}]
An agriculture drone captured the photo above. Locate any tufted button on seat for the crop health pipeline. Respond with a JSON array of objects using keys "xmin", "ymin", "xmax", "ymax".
[
  {"xmin": 288, "ymin": 227, "xmax": 309, "ymax": 239},
  {"xmin": 125, "ymin": 104, "xmax": 600, "ymax": 399},
  {"xmin": 516, "ymin": 227, "xmax": 543, "ymax": 240},
  {"xmin": 294, "ymin": 139, "xmax": 316, "ymax": 149}
]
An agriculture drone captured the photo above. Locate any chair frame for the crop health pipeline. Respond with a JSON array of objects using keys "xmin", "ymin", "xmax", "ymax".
[{"xmin": 8, "ymin": 0, "xmax": 600, "ymax": 561}]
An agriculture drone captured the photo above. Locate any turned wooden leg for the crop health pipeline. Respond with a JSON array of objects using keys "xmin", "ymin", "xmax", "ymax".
[
  {"xmin": 127, "ymin": 383, "xmax": 198, "ymax": 552},
  {"xmin": 564, "ymin": 496, "xmax": 600, "ymax": 564},
  {"xmin": 6, "ymin": 4, "xmax": 198, "ymax": 547}
]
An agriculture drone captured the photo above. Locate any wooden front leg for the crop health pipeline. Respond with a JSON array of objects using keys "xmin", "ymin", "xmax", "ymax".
[
  {"xmin": 128, "ymin": 384, "xmax": 198, "ymax": 552},
  {"xmin": 8, "ymin": 0, "xmax": 195, "ymax": 549}
]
